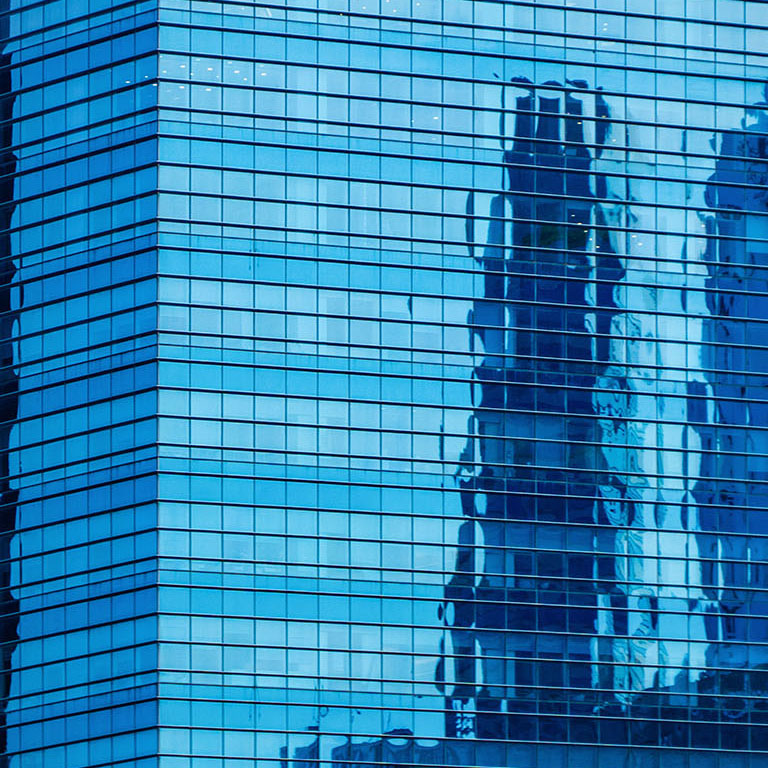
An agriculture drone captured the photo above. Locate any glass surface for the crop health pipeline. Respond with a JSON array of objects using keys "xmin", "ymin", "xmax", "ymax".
[{"xmin": 3, "ymin": 1, "xmax": 768, "ymax": 767}]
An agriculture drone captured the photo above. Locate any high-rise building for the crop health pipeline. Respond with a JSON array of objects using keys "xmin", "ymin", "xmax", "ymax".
[{"xmin": 3, "ymin": 1, "xmax": 768, "ymax": 767}]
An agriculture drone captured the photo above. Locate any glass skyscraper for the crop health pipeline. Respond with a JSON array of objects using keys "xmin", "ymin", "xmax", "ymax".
[{"xmin": 3, "ymin": 1, "xmax": 768, "ymax": 766}]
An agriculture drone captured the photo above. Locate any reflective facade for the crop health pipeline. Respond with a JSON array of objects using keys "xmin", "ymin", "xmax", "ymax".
[
  {"xmin": 6, "ymin": 2, "xmax": 158, "ymax": 766},
  {"xmin": 4, "ymin": 1, "xmax": 768, "ymax": 767}
]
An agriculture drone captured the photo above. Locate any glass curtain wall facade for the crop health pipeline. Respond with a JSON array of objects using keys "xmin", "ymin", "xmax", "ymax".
[
  {"xmin": 4, "ymin": 1, "xmax": 768, "ymax": 767},
  {"xmin": 5, "ymin": 1, "xmax": 158, "ymax": 767}
]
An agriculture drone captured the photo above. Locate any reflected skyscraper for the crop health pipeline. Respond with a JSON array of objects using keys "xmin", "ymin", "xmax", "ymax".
[
  {"xmin": 445, "ymin": 78, "xmax": 609, "ymax": 742},
  {"xmin": 701, "ymin": 92, "xmax": 768, "ymax": 674},
  {"xmin": 444, "ymin": 75, "xmax": 718, "ymax": 754}
]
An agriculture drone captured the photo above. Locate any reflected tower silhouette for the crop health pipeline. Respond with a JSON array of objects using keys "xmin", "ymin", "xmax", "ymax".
[
  {"xmin": 444, "ymin": 76, "xmax": 732, "ymax": 753},
  {"xmin": 444, "ymin": 78, "xmax": 620, "ymax": 744},
  {"xmin": 701, "ymin": 88, "xmax": 768, "ymax": 673}
]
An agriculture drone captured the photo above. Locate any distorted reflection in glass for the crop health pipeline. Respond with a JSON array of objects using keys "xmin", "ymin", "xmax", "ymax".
[
  {"xmin": 283, "ymin": 78, "xmax": 768, "ymax": 767},
  {"xmin": 0, "ymin": 3, "xmax": 18, "ymax": 765},
  {"xmin": 701, "ymin": 89, "xmax": 768, "ymax": 673},
  {"xmin": 442, "ymin": 76, "xmax": 768, "ymax": 756}
]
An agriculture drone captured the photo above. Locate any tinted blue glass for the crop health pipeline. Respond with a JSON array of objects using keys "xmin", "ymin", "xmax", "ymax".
[
  {"xmin": 5, "ymin": 1, "xmax": 768, "ymax": 767},
  {"xmin": 3, "ymin": 0, "xmax": 159, "ymax": 766}
]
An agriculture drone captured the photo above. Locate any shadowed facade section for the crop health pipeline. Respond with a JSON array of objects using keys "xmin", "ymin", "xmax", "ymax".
[{"xmin": 0, "ymin": 2, "xmax": 18, "ymax": 764}]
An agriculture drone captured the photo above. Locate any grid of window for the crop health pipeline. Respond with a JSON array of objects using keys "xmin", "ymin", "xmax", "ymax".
[
  {"xmin": 5, "ymin": 1, "xmax": 768, "ymax": 767},
  {"xmin": 4, "ymin": 1, "xmax": 158, "ymax": 767}
]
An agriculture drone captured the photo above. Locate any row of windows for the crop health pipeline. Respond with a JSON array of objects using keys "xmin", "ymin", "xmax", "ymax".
[
  {"xmin": 156, "ymin": 726, "xmax": 768, "ymax": 761},
  {"xmin": 154, "ymin": 239, "xmax": 768, "ymax": 290},
  {"xmin": 155, "ymin": 336, "xmax": 759, "ymax": 390},
  {"xmin": 235, "ymin": 0, "xmax": 765, "ymax": 29},
  {"xmin": 16, "ymin": 144, "xmax": 155, "ymax": 200},
  {"xmin": 19, "ymin": 612, "xmax": 768, "ymax": 677},
  {"xmin": 154, "ymin": 116, "xmax": 757, "ymax": 185},
  {"xmin": 15, "ymin": 616, "xmax": 156, "ymax": 668},
  {"xmin": 228, "ymin": 8, "xmax": 762, "ymax": 62},
  {"xmin": 14, "ymin": 472, "xmax": 156, "ymax": 533},
  {"xmin": 16, "ymin": 306, "xmax": 154, "ymax": 363},
  {"xmin": 170, "ymin": 518, "xmax": 768, "ymax": 571},
  {"xmin": 154, "ymin": 549, "xmax": 768, "ymax": 601},
  {"xmin": 156, "ymin": 613, "xmax": 768, "ymax": 652},
  {"xmin": 19, "ymin": 278, "xmax": 155, "ymax": 336},
  {"xmin": 16, "ymin": 557, "xmax": 157, "ymax": 613},
  {"xmin": 16, "ymin": 379, "xmax": 154, "ymax": 434},
  {"xmin": 158, "ymin": 10, "xmax": 768, "ymax": 75},
  {"xmin": 14, "ymin": 27, "xmax": 154, "ymax": 89},
  {"xmin": 155, "ymin": 113, "xmax": 762, "ymax": 180},
  {"xmin": 115, "ymin": 229, "xmax": 768, "ymax": 293},
  {"xmin": 16, "ymin": 116, "xmax": 155, "ymax": 193},
  {"xmin": 154, "ymin": 351, "xmax": 768, "ymax": 402},
  {"xmin": 151, "ymin": 142, "xmax": 768, "ymax": 212},
  {"xmin": 17, "ymin": 501, "xmax": 154, "ymax": 555},
  {"xmin": 12, "ymin": 197, "xmax": 156, "ymax": 262},
  {"xmin": 154, "ymin": 298, "xmax": 768, "ymax": 341},
  {"xmin": 153, "ymin": 691, "xmax": 768, "ymax": 724},
  {"xmin": 16, "ymin": 84, "xmax": 156, "ymax": 154},
  {"xmin": 13, "ymin": 432, "xmax": 156, "ymax": 497},
  {"xmin": 17, "ymin": 534, "xmax": 768, "ymax": 602},
  {"xmin": 153, "ymin": 419, "xmax": 768, "ymax": 471},
  {"xmin": 154, "ymin": 166, "xmax": 768, "ymax": 217},
  {"xmin": 15, "ymin": 581, "xmax": 155, "ymax": 635},
  {"xmin": 18, "ymin": 245, "xmax": 154, "ymax": 300},
  {"xmin": 18, "ymin": 471, "xmax": 155, "ymax": 534},
  {"xmin": 154, "ymin": 472, "xmax": 768, "ymax": 520},
  {"xmin": 9, "ymin": 729, "xmax": 155, "ymax": 768},
  {"xmin": 156, "ymin": 97, "xmax": 767, "ymax": 163},
  {"xmin": 156, "ymin": 750, "xmax": 760, "ymax": 768},
  {"xmin": 152, "ymin": 690, "xmax": 768, "ymax": 730},
  {"xmin": 15, "ymin": 330, "xmax": 155, "ymax": 398},
  {"xmin": 12, "ymin": 702, "xmax": 155, "ymax": 761},
  {"xmin": 154, "ymin": 388, "xmax": 741, "ymax": 432},
  {"xmin": 7, "ymin": 0, "xmax": 151, "ymax": 40},
  {"xmin": 155, "ymin": 468, "xmax": 768, "ymax": 518},
  {"xmin": 11, "ymin": 639, "xmax": 155, "ymax": 698},
  {"xmin": 151, "ymin": 413, "xmax": 759, "ymax": 476},
  {"xmin": 9, "ymin": 673, "xmax": 156, "ymax": 733},
  {"xmin": 154, "ymin": 198, "xmax": 762, "ymax": 254},
  {"xmin": 158, "ymin": 19, "xmax": 767, "ymax": 89},
  {"xmin": 17, "ymin": 229, "xmax": 155, "ymax": 287},
  {"xmin": 154, "ymin": 352, "xmax": 765, "ymax": 422},
  {"xmin": 16, "ymin": 389, "xmax": 154, "ymax": 444},
  {"xmin": 11, "ymin": 675, "xmax": 157, "ymax": 724},
  {"xmin": 10, "ymin": 643, "xmax": 766, "ymax": 720},
  {"xmin": 154, "ymin": 501, "xmax": 768, "ymax": 543},
  {"xmin": 156, "ymin": 50, "xmax": 766, "ymax": 126},
  {"xmin": 13, "ymin": 49, "xmax": 154, "ymax": 114},
  {"xmin": 152, "ymin": 182, "xmax": 756, "ymax": 247},
  {"xmin": 15, "ymin": 116, "xmax": 155, "ymax": 186},
  {"xmin": 154, "ymin": 319, "xmax": 768, "ymax": 377}
]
